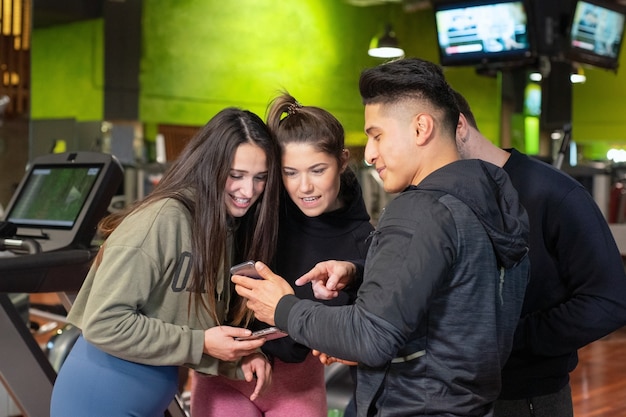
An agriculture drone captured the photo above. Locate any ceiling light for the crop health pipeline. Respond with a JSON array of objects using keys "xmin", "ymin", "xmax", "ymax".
[
  {"xmin": 570, "ymin": 65, "xmax": 586, "ymax": 84},
  {"xmin": 368, "ymin": 24, "xmax": 404, "ymax": 58},
  {"xmin": 529, "ymin": 65, "xmax": 586, "ymax": 84}
]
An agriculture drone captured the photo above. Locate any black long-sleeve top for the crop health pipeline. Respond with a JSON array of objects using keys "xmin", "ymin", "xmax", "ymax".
[
  {"xmin": 260, "ymin": 171, "xmax": 374, "ymax": 363},
  {"xmin": 500, "ymin": 149, "xmax": 626, "ymax": 399}
]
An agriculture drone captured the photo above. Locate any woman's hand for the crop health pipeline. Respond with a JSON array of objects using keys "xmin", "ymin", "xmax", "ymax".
[
  {"xmin": 241, "ymin": 352, "xmax": 272, "ymax": 401},
  {"xmin": 203, "ymin": 326, "xmax": 265, "ymax": 361}
]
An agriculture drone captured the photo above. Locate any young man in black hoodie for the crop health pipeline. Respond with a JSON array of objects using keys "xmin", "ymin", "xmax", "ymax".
[
  {"xmin": 233, "ymin": 57, "xmax": 530, "ymax": 417},
  {"xmin": 454, "ymin": 89, "xmax": 626, "ymax": 417}
]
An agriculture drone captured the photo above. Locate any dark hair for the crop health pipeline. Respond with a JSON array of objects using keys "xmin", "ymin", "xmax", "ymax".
[
  {"xmin": 452, "ymin": 89, "xmax": 479, "ymax": 130},
  {"xmin": 97, "ymin": 107, "xmax": 281, "ymax": 325},
  {"xmin": 359, "ymin": 57, "xmax": 460, "ymax": 138},
  {"xmin": 266, "ymin": 91, "xmax": 357, "ymax": 187}
]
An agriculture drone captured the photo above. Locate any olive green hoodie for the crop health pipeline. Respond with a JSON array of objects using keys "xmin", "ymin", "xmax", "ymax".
[{"xmin": 68, "ymin": 196, "xmax": 241, "ymax": 378}]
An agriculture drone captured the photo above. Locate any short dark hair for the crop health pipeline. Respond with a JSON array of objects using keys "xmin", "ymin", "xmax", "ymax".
[
  {"xmin": 358, "ymin": 58, "xmax": 460, "ymax": 137},
  {"xmin": 452, "ymin": 89, "xmax": 479, "ymax": 130}
]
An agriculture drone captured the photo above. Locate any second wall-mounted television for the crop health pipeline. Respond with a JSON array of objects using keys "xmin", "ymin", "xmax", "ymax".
[
  {"xmin": 433, "ymin": 0, "xmax": 534, "ymax": 68},
  {"xmin": 567, "ymin": 0, "xmax": 626, "ymax": 71}
]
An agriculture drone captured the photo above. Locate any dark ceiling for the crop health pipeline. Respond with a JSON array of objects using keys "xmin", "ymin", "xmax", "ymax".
[{"xmin": 30, "ymin": 0, "xmax": 626, "ymax": 29}]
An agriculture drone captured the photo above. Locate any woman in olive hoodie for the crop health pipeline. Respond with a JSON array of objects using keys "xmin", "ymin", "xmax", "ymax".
[{"xmin": 51, "ymin": 108, "xmax": 282, "ymax": 417}]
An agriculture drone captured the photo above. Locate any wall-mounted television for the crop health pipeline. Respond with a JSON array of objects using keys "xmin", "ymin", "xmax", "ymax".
[
  {"xmin": 567, "ymin": 0, "xmax": 626, "ymax": 71},
  {"xmin": 433, "ymin": 0, "xmax": 534, "ymax": 68}
]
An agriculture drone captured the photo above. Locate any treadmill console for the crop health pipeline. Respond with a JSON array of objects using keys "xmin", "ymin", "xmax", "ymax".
[{"xmin": 3, "ymin": 151, "xmax": 124, "ymax": 252}]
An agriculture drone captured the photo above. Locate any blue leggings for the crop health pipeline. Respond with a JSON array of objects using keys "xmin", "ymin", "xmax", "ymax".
[{"xmin": 50, "ymin": 335, "xmax": 179, "ymax": 417}]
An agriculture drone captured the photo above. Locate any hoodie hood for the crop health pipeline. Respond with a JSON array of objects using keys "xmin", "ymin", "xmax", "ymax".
[{"xmin": 417, "ymin": 159, "xmax": 529, "ymax": 268}]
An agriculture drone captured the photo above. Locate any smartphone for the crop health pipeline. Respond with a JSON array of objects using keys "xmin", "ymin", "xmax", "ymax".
[
  {"xmin": 230, "ymin": 260, "xmax": 262, "ymax": 279},
  {"xmin": 235, "ymin": 326, "xmax": 289, "ymax": 341}
]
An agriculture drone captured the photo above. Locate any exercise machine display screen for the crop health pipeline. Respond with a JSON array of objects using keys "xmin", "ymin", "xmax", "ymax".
[{"xmin": 6, "ymin": 164, "xmax": 103, "ymax": 229}]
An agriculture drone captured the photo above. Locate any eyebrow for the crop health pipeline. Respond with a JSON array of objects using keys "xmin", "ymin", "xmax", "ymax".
[
  {"xmin": 283, "ymin": 162, "xmax": 328, "ymax": 170},
  {"xmin": 231, "ymin": 168, "xmax": 268, "ymax": 175},
  {"xmin": 365, "ymin": 126, "xmax": 378, "ymax": 136}
]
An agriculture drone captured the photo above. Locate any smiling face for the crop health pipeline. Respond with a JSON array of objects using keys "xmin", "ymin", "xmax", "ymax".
[
  {"xmin": 363, "ymin": 103, "xmax": 421, "ymax": 194},
  {"xmin": 224, "ymin": 143, "xmax": 269, "ymax": 218},
  {"xmin": 281, "ymin": 142, "xmax": 346, "ymax": 217}
]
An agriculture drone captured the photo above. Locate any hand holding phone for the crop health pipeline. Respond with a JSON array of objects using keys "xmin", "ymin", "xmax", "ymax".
[
  {"xmin": 235, "ymin": 326, "xmax": 289, "ymax": 341},
  {"xmin": 230, "ymin": 260, "xmax": 262, "ymax": 279}
]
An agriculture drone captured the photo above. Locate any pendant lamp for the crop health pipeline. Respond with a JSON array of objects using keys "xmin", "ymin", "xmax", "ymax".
[{"xmin": 368, "ymin": 24, "xmax": 404, "ymax": 58}]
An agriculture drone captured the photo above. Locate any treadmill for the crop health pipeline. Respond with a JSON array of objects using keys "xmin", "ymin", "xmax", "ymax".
[
  {"xmin": 0, "ymin": 151, "xmax": 190, "ymax": 417},
  {"xmin": 0, "ymin": 151, "xmax": 125, "ymax": 417}
]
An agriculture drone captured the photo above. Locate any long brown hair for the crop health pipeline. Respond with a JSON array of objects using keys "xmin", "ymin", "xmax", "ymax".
[{"xmin": 97, "ymin": 108, "xmax": 280, "ymax": 325}]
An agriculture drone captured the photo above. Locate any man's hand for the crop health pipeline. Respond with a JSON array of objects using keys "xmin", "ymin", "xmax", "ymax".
[
  {"xmin": 312, "ymin": 349, "xmax": 358, "ymax": 366},
  {"xmin": 241, "ymin": 352, "xmax": 272, "ymax": 401},
  {"xmin": 295, "ymin": 260, "xmax": 357, "ymax": 300},
  {"xmin": 232, "ymin": 261, "xmax": 294, "ymax": 326},
  {"xmin": 203, "ymin": 326, "xmax": 265, "ymax": 361}
]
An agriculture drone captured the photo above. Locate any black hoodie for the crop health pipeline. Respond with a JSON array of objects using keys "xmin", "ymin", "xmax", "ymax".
[
  {"xmin": 261, "ymin": 170, "xmax": 374, "ymax": 363},
  {"xmin": 275, "ymin": 159, "xmax": 530, "ymax": 417}
]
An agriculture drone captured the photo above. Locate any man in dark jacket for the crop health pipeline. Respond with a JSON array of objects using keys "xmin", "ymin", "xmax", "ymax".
[
  {"xmin": 233, "ymin": 57, "xmax": 530, "ymax": 417},
  {"xmin": 453, "ymin": 89, "xmax": 626, "ymax": 417}
]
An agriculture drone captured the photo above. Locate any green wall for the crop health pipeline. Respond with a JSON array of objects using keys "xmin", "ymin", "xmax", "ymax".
[
  {"xmin": 572, "ymin": 66, "xmax": 626, "ymax": 160},
  {"xmin": 30, "ymin": 0, "xmax": 626, "ymax": 158},
  {"xmin": 138, "ymin": 0, "xmax": 413, "ymax": 145},
  {"xmin": 31, "ymin": 1, "xmax": 502, "ymax": 147},
  {"xmin": 31, "ymin": 19, "xmax": 104, "ymax": 121}
]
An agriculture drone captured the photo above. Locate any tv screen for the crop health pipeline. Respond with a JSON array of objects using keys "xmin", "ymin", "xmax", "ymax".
[
  {"xmin": 434, "ymin": 0, "xmax": 534, "ymax": 68},
  {"xmin": 567, "ymin": 0, "xmax": 626, "ymax": 70},
  {"xmin": 6, "ymin": 164, "xmax": 103, "ymax": 229}
]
